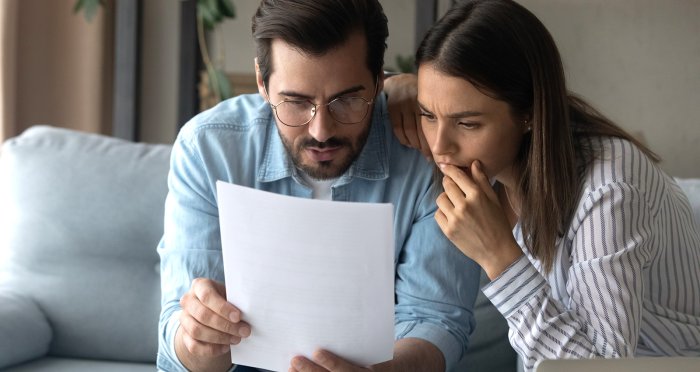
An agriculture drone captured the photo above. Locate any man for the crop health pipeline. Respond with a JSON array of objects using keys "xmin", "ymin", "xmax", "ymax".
[{"xmin": 157, "ymin": 1, "xmax": 480, "ymax": 371}]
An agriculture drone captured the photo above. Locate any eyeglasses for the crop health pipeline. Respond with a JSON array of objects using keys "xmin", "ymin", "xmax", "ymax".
[{"xmin": 264, "ymin": 79, "xmax": 378, "ymax": 127}]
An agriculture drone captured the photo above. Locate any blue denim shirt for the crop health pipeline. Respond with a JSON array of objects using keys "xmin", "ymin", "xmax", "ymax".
[{"xmin": 156, "ymin": 93, "xmax": 480, "ymax": 372}]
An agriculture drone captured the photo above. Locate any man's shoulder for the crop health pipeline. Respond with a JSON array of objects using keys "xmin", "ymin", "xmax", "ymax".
[{"xmin": 179, "ymin": 93, "xmax": 270, "ymax": 140}]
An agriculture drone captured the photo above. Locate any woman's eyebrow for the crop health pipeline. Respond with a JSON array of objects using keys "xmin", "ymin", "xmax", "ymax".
[{"xmin": 418, "ymin": 102, "xmax": 483, "ymax": 118}]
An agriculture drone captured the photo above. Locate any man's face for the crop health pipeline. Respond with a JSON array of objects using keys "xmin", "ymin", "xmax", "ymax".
[{"xmin": 256, "ymin": 33, "xmax": 381, "ymax": 180}]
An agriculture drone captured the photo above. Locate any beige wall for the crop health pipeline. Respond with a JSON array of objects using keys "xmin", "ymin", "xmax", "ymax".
[
  {"xmin": 518, "ymin": 0, "xmax": 700, "ymax": 177},
  {"xmin": 1, "ymin": 0, "xmax": 114, "ymax": 142},
  {"xmin": 138, "ymin": 0, "xmax": 179, "ymax": 144},
  {"xmin": 141, "ymin": 0, "xmax": 700, "ymax": 177}
]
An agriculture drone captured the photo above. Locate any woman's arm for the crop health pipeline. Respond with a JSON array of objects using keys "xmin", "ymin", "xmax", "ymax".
[
  {"xmin": 483, "ymin": 181, "xmax": 652, "ymax": 370},
  {"xmin": 383, "ymin": 73, "xmax": 432, "ymax": 159}
]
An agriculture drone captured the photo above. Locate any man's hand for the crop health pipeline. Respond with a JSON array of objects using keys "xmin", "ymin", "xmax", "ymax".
[
  {"xmin": 289, "ymin": 349, "xmax": 377, "ymax": 372},
  {"xmin": 175, "ymin": 278, "xmax": 251, "ymax": 371},
  {"xmin": 384, "ymin": 73, "xmax": 432, "ymax": 159}
]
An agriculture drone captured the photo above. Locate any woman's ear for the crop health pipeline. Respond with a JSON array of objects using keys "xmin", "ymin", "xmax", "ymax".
[{"xmin": 523, "ymin": 114, "xmax": 532, "ymax": 133}]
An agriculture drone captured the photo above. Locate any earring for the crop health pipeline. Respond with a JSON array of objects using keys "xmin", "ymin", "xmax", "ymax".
[{"xmin": 524, "ymin": 120, "xmax": 532, "ymax": 132}]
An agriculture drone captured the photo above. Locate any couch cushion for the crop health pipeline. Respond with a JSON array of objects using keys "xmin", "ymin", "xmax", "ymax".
[
  {"xmin": 0, "ymin": 126, "xmax": 172, "ymax": 363},
  {"xmin": 2, "ymin": 357, "xmax": 155, "ymax": 372},
  {"xmin": 676, "ymin": 178, "xmax": 700, "ymax": 225},
  {"xmin": 0, "ymin": 291, "xmax": 52, "ymax": 369}
]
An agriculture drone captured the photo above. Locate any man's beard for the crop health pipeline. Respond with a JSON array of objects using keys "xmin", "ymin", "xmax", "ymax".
[{"xmin": 279, "ymin": 124, "xmax": 371, "ymax": 180}]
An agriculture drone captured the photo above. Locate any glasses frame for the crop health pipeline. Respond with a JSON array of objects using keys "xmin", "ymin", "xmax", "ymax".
[{"xmin": 263, "ymin": 78, "xmax": 379, "ymax": 127}]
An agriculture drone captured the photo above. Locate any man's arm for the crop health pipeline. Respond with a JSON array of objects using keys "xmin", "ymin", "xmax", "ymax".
[
  {"xmin": 174, "ymin": 278, "xmax": 251, "ymax": 372},
  {"xmin": 373, "ymin": 338, "xmax": 445, "ymax": 372}
]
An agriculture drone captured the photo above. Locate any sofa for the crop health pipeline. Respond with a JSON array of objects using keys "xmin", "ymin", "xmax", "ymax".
[{"xmin": 0, "ymin": 126, "xmax": 697, "ymax": 371}]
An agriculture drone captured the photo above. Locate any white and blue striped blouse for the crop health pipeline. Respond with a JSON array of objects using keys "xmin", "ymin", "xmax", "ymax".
[{"xmin": 482, "ymin": 136, "xmax": 700, "ymax": 371}]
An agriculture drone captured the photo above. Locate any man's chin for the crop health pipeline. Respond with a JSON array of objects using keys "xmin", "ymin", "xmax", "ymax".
[{"xmin": 299, "ymin": 161, "xmax": 345, "ymax": 180}]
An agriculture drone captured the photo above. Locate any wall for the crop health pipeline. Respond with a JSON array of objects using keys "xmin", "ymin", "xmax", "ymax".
[
  {"xmin": 140, "ymin": 0, "xmax": 700, "ymax": 177},
  {"xmin": 139, "ymin": 0, "xmax": 179, "ymax": 144},
  {"xmin": 518, "ymin": 0, "xmax": 700, "ymax": 177},
  {"xmin": 1, "ymin": 0, "xmax": 114, "ymax": 142}
]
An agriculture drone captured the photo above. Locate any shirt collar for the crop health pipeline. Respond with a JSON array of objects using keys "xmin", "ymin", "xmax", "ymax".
[{"xmin": 258, "ymin": 93, "xmax": 390, "ymax": 183}]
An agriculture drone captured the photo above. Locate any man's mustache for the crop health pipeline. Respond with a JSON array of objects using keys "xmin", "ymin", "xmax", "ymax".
[{"xmin": 299, "ymin": 137, "xmax": 350, "ymax": 149}]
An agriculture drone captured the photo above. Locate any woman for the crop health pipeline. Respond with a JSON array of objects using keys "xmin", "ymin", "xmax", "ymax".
[{"xmin": 399, "ymin": 0, "xmax": 700, "ymax": 370}]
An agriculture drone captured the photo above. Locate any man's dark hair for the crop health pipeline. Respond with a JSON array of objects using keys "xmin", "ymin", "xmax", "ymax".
[{"xmin": 252, "ymin": 0, "xmax": 388, "ymax": 87}]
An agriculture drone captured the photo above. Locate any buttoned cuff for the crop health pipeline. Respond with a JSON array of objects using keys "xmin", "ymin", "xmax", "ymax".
[
  {"xmin": 397, "ymin": 321, "xmax": 462, "ymax": 371},
  {"xmin": 481, "ymin": 255, "xmax": 546, "ymax": 318}
]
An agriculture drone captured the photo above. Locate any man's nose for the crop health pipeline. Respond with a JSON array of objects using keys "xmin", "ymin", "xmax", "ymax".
[{"xmin": 307, "ymin": 105, "xmax": 336, "ymax": 143}]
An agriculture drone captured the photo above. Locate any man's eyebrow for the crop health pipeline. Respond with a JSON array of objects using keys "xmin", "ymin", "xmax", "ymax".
[
  {"xmin": 417, "ymin": 102, "xmax": 484, "ymax": 118},
  {"xmin": 278, "ymin": 85, "xmax": 366, "ymax": 101}
]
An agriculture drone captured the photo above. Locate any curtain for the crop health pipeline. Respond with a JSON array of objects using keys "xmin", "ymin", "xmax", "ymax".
[{"xmin": 0, "ymin": 0, "xmax": 114, "ymax": 144}]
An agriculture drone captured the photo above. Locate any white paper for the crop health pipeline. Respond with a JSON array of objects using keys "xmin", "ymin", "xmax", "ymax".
[{"xmin": 217, "ymin": 181, "xmax": 394, "ymax": 372}]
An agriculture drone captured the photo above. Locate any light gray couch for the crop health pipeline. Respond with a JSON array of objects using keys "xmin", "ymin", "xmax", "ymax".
[{"xmin": 0, "ymin": 126, "xmax": 698, "ymax": 371}]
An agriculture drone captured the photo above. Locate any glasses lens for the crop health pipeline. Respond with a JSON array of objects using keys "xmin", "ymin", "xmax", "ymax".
[
  {"xmin": 328, "ymin": 97, "xmax": 370, "ymax": 124},
  {"xmin": 276, "ymin": 100, "xmax": 314, "ymax": 126}
]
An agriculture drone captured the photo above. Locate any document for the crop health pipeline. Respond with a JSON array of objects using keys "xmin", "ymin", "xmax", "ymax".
[{"xmin": 217, "ymin": 181, "xmax": 395, "ymax": 372}]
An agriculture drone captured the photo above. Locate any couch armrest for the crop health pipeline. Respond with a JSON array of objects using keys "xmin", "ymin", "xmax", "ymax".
[{"xmin": 0, "ymin": 290, "xmax": 52, "ymax": 369}]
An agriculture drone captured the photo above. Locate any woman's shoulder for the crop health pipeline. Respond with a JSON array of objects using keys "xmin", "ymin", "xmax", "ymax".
[
  {"xmin": 579, "ymin": 136, "xmax": 663, "ymax": 189},
  {"xmin": 576, "ymin": 136, "xmax": 687, "ymax": 215}
]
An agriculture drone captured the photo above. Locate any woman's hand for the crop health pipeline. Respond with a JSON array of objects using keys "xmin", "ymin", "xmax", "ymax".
[
  {"xmin": 383, "ymin": 73, "xmax": 432, "ymax": 159},
  {"xmin": 435, "ymin": 161, "xmax": 523, "ymax": 280}
]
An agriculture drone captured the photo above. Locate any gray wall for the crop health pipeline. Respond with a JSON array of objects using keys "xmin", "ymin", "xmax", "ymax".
[{"xmin": 139, "ymin": 0, "xmax": 700, "ymax": 177}]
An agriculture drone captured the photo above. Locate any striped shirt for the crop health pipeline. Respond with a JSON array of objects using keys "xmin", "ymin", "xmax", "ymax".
[{"xmin": 482, "ymin": 136, "xmax": 700, "ymax": 371}]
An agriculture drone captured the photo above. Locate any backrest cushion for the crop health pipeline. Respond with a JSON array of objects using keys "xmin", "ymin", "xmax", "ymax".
[
  {"xmin": 0, "ymin": 126, "xmax": 171, "ymax": 362},
  {"xmin": 676, "ymin": 178, "xmax": 700, "ymax": 226}
]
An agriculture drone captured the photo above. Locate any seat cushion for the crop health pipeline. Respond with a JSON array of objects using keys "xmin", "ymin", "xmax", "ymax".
[
  {"xmin": 0, "ymin": 126, "xmax": 172, "ymax": 363},
  {"xmin": 2, "ymin": 357, "xmax": 155, "ymax": 372}
]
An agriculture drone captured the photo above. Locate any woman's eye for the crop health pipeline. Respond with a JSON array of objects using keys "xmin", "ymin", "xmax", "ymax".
[
  {"xmin": 420, "ymin": 112, "xmax": 436, "ymax": 122},
  {"xmin": 458, "ymin": 121, "xmax": 479, "ymax": 129}
]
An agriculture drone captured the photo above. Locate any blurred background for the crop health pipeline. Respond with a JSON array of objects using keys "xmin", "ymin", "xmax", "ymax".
[{"xmin": 0, "ymin": 0, "xmax": 698, "ymax": 177}]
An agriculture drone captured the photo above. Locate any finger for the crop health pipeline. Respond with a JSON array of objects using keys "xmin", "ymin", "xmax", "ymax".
[
  {"xmin": 402, "ymin": 110, "xmax": 421, "ymax": 149},
  {"xmin": 291, "ymin": 356, "xmax": 326, "ymax": 372},
  {"xmin": 180, "ymin": 328, "xmax": 232, "ymax": 357},
  {"xmin": 179, "ymin": 310, "xmax": 243, "ymax": 346},
  {"xmin": 182, "ymin": 281, "xmax": 251, "ymax": 339},
  {"xmin": 442, "ymin": 176, "xmax": 468, "ymax": 206},
  {"xmin": 417, "ymin": 119, "xmax": 432, "ymax": 159},
  {"xmin": 471, "ymin": 160, "xmax": 498, "ymax": 202},
  {"xmin": 312, "ymin": 349, "xmax": 354, "ymax": 371},
  {"xmin": 434, "ymin": 209, "xmax": 448, "ymax": 232},
  {"xmin": 435, "ymin": 192, "xmax": 455, "ymax": 215},
  {"xmin": 439, "ymin": 164, "xmax": 479, "ymax": 197},
  {"xmin": 390, "ymin": 108, "xmax": 409, "ymax": 146},
  {"xmin": 192, "ymin": 278, "xmax": 242, "ymax": 322}
]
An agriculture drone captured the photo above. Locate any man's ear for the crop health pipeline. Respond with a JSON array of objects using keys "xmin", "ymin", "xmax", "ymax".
[
  {"xmin": 254, "ymin": 57, "xmax": 267, "ymax": 99},
  {"xmin": 377, "ymin": 71, "xmax": 385, "ymax": 95}
]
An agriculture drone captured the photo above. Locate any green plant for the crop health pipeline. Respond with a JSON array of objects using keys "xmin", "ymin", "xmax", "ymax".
[
  {"xmin": 196, "ymin": 0, "xmax": 236, "ymax": 104},
  {"xmin": 74, "ymin": 0, "xmax": 236, "ymax": 106},
  {"xmin": 395, "ymin": 54, "xmax": 416, "ymax": 74},
  {"xmin": 73, "ymin": 0, "xmax": 104, "ymax": 23}
]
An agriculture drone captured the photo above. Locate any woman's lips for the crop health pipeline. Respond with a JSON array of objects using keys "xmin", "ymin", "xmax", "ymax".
[{"xmin": 436, "ymin": 161, "xmax": 471, "ymax": 175}]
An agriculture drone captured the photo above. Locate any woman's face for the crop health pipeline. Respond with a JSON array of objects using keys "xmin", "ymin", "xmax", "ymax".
[{"xmin": 417, "ymin": 63, "xmax": 529, "ymax": 185}]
